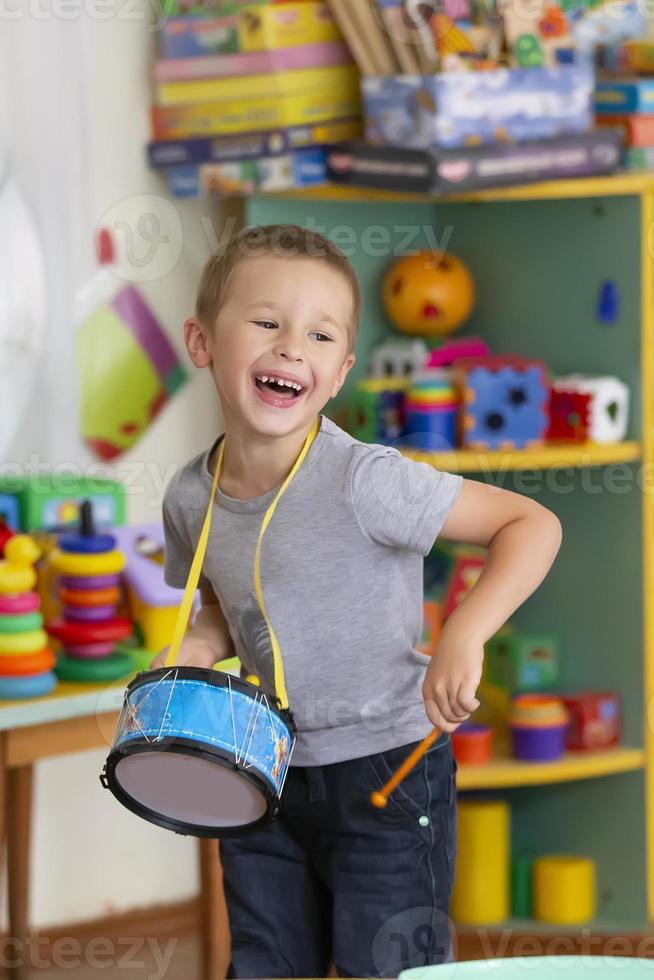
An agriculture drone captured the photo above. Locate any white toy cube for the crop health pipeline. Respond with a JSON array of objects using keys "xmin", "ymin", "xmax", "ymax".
[
  {"xmin": 556, "ymin": 375, "xmax": 630, "ymax": 444},
  {"xmin": 371, "ymin": 339, "xmax": 429, "ymax": 379}
]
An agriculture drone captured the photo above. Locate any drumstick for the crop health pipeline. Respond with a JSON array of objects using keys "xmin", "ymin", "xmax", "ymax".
[{"xmin": 370, "ymin": 727, "xmax": 441, "ymax": 808}]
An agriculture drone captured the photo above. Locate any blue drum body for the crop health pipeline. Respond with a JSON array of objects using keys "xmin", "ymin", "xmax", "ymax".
[{"xmin": 101, "ymin": 666, "xmax": 296, "ymax": 838}]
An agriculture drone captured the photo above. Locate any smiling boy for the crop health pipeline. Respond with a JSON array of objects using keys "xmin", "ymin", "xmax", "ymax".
[{"xmin": 158, "ymin": 224, "xmax": 561, "ymax": 978}]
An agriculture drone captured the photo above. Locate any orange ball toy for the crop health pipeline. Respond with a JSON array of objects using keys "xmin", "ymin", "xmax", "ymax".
[{"xmin": 382, "ymin": 251, "xmax": 475, "ymax": 338}]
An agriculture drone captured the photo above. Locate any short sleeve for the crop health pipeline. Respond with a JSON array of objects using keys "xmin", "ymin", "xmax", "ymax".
[
  {"xmin": 350, "ymin": 446, "xmax": 463, "ymax": 555},
  {"xmin": 162, "ymin": 469, "xmax": 211, "ymax": 590}
]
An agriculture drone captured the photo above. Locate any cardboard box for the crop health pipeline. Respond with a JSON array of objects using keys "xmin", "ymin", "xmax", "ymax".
[
  {"xmin": 161, "ymin": 16, "xmax": 240, "ymax": 58},
  {"xmin": 156, "ymin": 63, "xmax": 358, "ymax": 106},
  {"xmin": 363, "ymin": 66, "xmax": 593, "ymax": 149},
  {"xmin": 239, "ymin": 2, "xmax": 339, "ymax": 51},
  {"xmin": 154, "ymin": 38, "xmax": 351, "ymax": 82},
  {"xmin": 152, "ymin": 87, "xmax": 361, "ymax": 139},
  {"xmin": 166, "ymin": 146, "xmax": 327, "ymax": 197},
  {"xmin": 148, "ymin": 117, "xmax": 361, "ymax": 168},
  {"xmin": 326, "ymin": 131, "xmax": 623, "ymax": 195},
  {"xmin": 596, "ymin": 113, "xmax": 654, "ymax": 147},
  {"xmin": 595, "ymin": 78, "xmax": 654, "ymax": 114}
]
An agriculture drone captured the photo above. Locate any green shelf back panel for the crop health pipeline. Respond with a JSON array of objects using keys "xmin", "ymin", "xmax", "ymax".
[
  {"xmin": 500, "ymin": 769, "xmax": 647, "ymax": 924},
  {"xmin": 246, "ymin": 193, "xmax": 646, "ymax": 923}
]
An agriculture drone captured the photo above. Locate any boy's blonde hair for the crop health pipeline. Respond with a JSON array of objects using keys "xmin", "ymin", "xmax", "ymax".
[{"xmin": 195, "ymin": 224, "xmax": 361, "ymax": 353}]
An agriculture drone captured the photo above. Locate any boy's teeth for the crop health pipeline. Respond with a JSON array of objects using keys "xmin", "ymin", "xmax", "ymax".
[{"xmin": 257, "ymin": 374, "xmax": 303, "ymax": 391}]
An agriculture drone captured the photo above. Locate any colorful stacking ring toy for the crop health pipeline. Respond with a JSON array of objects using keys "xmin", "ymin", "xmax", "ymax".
[
  {"xmin": 0, "ymin": 672, "xmax": 57, "ymax": 700},
  {"xmin": 58, "ymin": 532, "xmax": 117, "ymax": 554},
  {"xmin": 64, "ymin": 605, "xmax": 117, "ymax": 622},
  {"xmin": 0, "ymin": 649, "xmax": 56, "ymax": 675},
  {"xmin": 60, "ymin": 574, "xmax": 120, "ymax": 590},
  {"xmin": 0, "ymin": 592, "xmax": 40, "ymax": 614},
  {"xmin": 55, "ymin": 651, "xmax": 133, "ymax": 683},
  {"xmin": 60, "ymin": 586, "xmax": 120, "ymax": 607},
  {"xmin": 0, "ymin": 629, "xmax": 49, "ymax": 655},
  {"xmin": 47, "ymin": 618, "xmax": 132, "ymax": 646},
  {"xmin": 48, "ymin": 548, "xmax": 125, "ymax": 578},
  {"xmin": 0, "ymin": 611, "xmax": 44, "ymax": 633}
]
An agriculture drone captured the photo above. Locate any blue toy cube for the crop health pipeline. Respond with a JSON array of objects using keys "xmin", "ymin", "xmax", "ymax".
[{"xmin": 456, "ymin": 357, "xmax": 550, "ymax": 450}]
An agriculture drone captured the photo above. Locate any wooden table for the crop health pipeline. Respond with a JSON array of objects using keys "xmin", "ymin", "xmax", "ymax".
[{"xmin": 0, "ymin": 673, "xmax": 228, "ymax": 980}]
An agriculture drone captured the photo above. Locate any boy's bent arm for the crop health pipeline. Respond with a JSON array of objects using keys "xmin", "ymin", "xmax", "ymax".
[
  {"xmin": 424, "ymin": 479, "xmax": 562, "ymax": 733},
  {"xmin": 150, "ymin": 584, "xmax": 235, "ymax": 669}
]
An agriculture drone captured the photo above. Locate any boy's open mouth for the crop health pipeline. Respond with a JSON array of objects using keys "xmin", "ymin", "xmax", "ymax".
[{"xmin": 254, "ymin": 374, "xmax": 307, "ymax": 401}]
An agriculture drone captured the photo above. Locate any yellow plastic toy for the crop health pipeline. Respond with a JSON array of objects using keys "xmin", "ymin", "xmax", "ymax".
[
  {"xmin": 0, "ymin": 535, "xmax": 41, "ymax": 594},
  {"xmin": 451, "ymin": 799, "xmax": 510, "ymax": 925},
  {"xmin": 48, "ymin": 547, "xmax": 126, "ymax": 577},
  {"xmin": 0, "ymin": 628, "xmax": 48, "ymax": 655},
  {"xmin": 533, "ymin": 855, "xmax": 596, "ymax": 925},
  {"xmin": 382, "ymin": 251, "xmax": 475, "ymax": 338}
]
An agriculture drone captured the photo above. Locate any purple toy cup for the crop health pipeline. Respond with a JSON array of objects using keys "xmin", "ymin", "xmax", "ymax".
[
  {"xmin": 66, "ymin": 642, "xmax": 116, "ymax": 658},
  {"xmin": 511, "ymin": 724, "xmax": 567, "ymax": 761},
  {"xmin": 60, "ymin": 574, "xmax": 121, "ymax": 590},
  {"xmin": 64, "ymin": 605, "xmax": 117, "ymax": 622}
]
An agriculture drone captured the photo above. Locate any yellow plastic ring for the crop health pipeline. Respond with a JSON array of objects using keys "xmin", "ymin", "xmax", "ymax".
[
  {"xmin": 408, "ymin": 389, "xmax": 456, "ymax": 404},
  {"xmin": 49, "ymin": 547, "xmax": 126, "ymax": 576},
  {"xmin": 0, "ymin": 570, "xmax": 37, "ymax": 594},
  {"xmin": 0, "ymin": 629, "xmax": 49, "ymax": 655}
]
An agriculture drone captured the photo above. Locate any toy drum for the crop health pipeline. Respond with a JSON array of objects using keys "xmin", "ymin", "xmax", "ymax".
[{"xmin": 101, "ymin": 666, "xmax": 295, "ymax": 838}]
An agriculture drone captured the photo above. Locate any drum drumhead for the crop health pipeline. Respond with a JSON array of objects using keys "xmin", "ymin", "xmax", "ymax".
[{"xmin": 111, "ymin": 749, "xmax": 269, "ymax": 832}]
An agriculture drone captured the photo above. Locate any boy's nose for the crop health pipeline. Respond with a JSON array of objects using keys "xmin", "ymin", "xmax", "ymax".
[{"xmin": 273, "ymin": 339, "xmax": 303, "ymax": 362}]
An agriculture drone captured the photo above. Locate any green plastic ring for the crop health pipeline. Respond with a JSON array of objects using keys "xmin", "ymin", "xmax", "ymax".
[
  {"xmin": 55, "ymin": 651, "xmax": 134, "ymax": 683},
  {"xmin": 0, "ymin": 612, "xmax": 44, "ymax": 634}
]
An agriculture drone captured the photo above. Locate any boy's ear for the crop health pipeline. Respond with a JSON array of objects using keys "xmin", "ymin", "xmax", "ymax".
[
  {"xmin": 184, "ymin": 317, "xmax": 213, "ymax": 369},
  {"xmin": 331, "ymin": 353, "xmax": 356, "ymax": 399}
]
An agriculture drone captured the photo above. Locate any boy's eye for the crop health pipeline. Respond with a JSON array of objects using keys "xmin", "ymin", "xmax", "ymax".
[
  {"xmin": 253, "ymin": 320, "xmax": 277, "ymax": 330},
  {"xmin": 310, "ymin": 331, "xmax": 333, "ymax": 342}
]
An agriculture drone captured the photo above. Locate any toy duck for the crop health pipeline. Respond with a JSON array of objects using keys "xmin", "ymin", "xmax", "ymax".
[{"xmin": 0, "ymin": 535, "xmax": 41, "ymax": 595}]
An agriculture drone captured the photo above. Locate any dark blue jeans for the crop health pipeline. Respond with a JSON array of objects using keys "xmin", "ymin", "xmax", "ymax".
[{"xmin": 220, "ymin": 735, "xmax": 457, "ymax": 978}]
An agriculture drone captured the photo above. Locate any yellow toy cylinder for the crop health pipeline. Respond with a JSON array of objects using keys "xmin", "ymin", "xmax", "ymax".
[
  {"xmin": 451, "ymin": 799, "xmax": 510, "ymax": 925},
  {"xmin": 533, "ymin": 855, "xmax": 596, "ymax": 924}
]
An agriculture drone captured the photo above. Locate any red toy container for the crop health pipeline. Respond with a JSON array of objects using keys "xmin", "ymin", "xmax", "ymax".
[
  {"xmin": 561, "ymin": 692, "xmax": 621, "ymax": 750},
  {"xmin": 452, "ymin": 724, "xmax": 494, "ymax": 764}
]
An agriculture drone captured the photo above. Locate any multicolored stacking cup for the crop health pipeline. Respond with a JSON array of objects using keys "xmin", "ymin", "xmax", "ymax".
[{"xmin": 404, "ymin": 370, "xmax": 458, "ymax": 451}]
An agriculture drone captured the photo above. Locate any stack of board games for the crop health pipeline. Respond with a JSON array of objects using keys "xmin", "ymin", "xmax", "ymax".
[
  {"xmin": 150, "ymin": 0, "xmax": 362, "ymax": 196},
  {"xmin": 596, "ymin": 44, "xmax": 654, "ymax": 172}
]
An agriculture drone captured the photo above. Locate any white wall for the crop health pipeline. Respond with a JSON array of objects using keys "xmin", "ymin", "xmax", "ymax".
[{"xmin": 1, "ymin": 0, "xmax": 238, "ymax": 928}]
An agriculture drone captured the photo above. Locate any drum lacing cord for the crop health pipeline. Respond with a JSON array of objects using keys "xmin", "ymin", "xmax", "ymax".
[{"xmin": 164, "ymin": 419, "xmax": 320, "ymax": 713}]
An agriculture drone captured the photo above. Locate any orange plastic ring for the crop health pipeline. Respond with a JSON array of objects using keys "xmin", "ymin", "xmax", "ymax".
[
  {"xmin": 59, "ymin": 586, "xmax": 120, "ymax": 607},
  {"xmin": 0, "ymin": 648, "xmax": 56, "ymax": 675}
]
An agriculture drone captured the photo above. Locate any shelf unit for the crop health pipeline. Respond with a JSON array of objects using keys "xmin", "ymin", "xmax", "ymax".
[
  {"xmin": 247, "ymin": 173, "xmax": 654, "ymax": 929},
  {"xmin": 402, "ymin": 441, "xmax": 641, "ymax": 473}
]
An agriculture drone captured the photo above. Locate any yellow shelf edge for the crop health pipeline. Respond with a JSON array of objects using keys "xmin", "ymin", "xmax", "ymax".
[
  {"xmin": 269, "ymin": 173, "xmax": 654, "ymax": 206},
  {"xmin": 456, "ymin": 747, "xmax": 646, "ymax": 790},
  {"xmin": 401, "ymin": 441, "xmax": 641, "ymax": 473}
]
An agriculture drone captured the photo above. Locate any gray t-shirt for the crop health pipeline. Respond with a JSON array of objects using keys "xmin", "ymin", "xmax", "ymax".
[{"xmin": 162, "ymin": 415, "xmax": 462, "ymax": 766}]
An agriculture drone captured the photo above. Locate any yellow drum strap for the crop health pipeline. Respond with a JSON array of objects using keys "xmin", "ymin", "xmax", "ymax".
[{"xmin": 165, "ymin": 419, "xmax": 320, "ymax": 712}]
